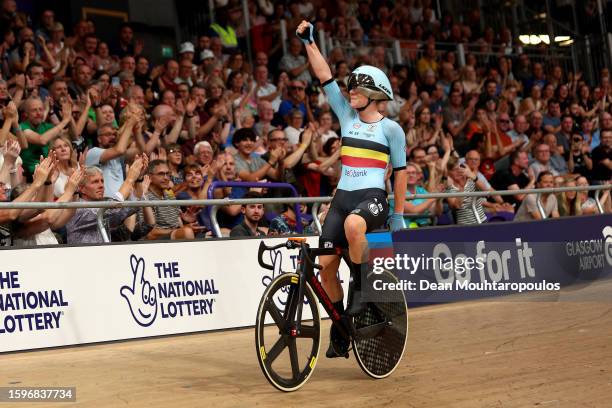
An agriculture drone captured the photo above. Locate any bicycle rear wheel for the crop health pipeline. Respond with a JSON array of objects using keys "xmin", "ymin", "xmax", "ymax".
[
  {"xmin": 255, "ymin": 273, "xmax": 321, "ymax": 392},
  {"xmin": 352, "ymin": 270, "xmax": 408, "ymax": 379}
]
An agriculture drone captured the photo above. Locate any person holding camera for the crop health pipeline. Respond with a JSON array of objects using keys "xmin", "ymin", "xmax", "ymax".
[
  {"xmin": 445, "ymin": 155, "xmax": 487, "ymax": 224},
  {"xmin": 567, "ymin": 132, "xmax": 592, "ymax": 178}
]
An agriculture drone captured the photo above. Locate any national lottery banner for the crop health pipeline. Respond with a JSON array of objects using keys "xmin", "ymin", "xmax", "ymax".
[
  {"xmin": 365, "ymin": 215, "xmax": 612, "ymax": 304},
  {"xmin": 0, "ymin": 237, "xmax": 350, "ymax": 353}
]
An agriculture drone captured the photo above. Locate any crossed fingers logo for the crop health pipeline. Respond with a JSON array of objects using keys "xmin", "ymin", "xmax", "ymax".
[{"xmin": 120, "ymin": 255, "xmax": 158, "ymax": 327}]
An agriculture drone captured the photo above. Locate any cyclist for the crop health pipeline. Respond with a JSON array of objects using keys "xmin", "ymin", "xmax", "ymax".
[{"xmin": 296, "ymin": 21, "xmax": 407, "ymax": 358}]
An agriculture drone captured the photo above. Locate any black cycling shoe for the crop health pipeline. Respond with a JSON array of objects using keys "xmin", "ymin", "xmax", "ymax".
[
  {"xmin": 325, "ymin": 323, "xmax": 350, "ymax": 358},
  {"xmin": 346, "ymin": 290, "xmax": 366, "ymax": 316}
]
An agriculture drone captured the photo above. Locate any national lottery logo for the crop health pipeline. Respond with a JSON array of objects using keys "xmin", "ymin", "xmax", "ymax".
[
  {"xmin": 0, "ymin": 270, "xmax": 69, "ymax": 334},
  {"xmin": 602, "ymin": 226, "xmax": 612, "ymax": 266},
  {"xmin": 120, "ymin": 255, "xmax": 219, "ymax": 327},
  {"xmin": 120, "ymin": 255, "xmax": 158, "ymax": 327}
]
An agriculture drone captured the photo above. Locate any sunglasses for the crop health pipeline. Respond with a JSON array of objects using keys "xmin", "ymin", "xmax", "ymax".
[{"xmin": 290, "ymin": 86, "xmax": 305, "ymax": 91}]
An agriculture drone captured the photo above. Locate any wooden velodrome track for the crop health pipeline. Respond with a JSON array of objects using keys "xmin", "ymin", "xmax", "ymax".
[{"xmin": 2, "ymin": 279, "xmax": 612, "ymax": 408}]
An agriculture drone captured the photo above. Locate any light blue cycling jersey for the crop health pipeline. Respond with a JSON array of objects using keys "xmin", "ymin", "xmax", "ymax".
[{"xmin": 323, "ymin": 79, "xmax": 406, "ymax": 191}]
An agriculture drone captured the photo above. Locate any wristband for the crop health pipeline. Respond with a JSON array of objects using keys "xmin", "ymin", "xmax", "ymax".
[
  {"xmin": 136, "ymin": 178, "xmax": 144, "ymax": 183},
  {"xmin": 44, "ymin": 181, "xmax": 52, "ymax": 185},
  {"xmin": 186, "ymin": 113, "xmax": 195, "ymax": 118}
]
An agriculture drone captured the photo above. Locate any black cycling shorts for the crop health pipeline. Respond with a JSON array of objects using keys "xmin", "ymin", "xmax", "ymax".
[{"xmin": 319, "ymin": 188, "xmax": 389, "ymax": 249}]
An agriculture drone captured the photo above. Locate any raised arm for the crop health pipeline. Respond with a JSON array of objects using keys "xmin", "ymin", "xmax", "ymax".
[
  {"xmin": 296, "ymin": 21, "xmax": 332, "ymax": 84},
  {"xmin": 98, "ymin": 116, "xmax": 137, "ymax": 163}
]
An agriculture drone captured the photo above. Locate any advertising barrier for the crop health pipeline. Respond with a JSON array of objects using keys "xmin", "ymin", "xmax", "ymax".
[
  {"xmin": 2, "ymin": 215, "xmax": 612, "ymax": 353},
  {"xmin": 0, "ymin": 237, "xmax": 350, "ymax": 353},
  {"xmin": 365, "ymin": 215, "xmax": 612, "ymax": 304}
]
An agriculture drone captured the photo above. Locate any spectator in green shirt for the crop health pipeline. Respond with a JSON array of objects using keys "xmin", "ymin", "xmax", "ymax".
[{"xmin": 20, "ymin": 96, "xmax": 70, "ymax": 178}]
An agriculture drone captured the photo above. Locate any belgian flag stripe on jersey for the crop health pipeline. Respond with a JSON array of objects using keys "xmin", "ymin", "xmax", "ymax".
[
  {"xmin": 341, "ymin": 146, "xmax": 389, "ymax": 162},
  {"xmin": 342, "ymin": 137, "xmax": 390, "ymax": 154},
  {"xmin": 340, "ymin": 147, "xmax": 389, "ymax": 169},
  {"xmin": 341, "ymin": 155, "xmax": 388, "ymax": 169}
]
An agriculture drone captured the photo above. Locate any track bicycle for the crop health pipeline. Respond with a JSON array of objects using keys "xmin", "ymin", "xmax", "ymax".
[{"xmin": 255, "ymin": 237, "xmax": 408, "ymax": 392}]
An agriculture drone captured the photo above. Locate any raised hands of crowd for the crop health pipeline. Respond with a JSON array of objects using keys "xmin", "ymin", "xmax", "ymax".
[
  {"xmin": 126, "ymin": 153, "xmax": 148, "ymax": 184},
  {"xmin": 134, "ymin": 174, "xmax": 151, "ymax": 199},
  {"xmin": 153, "ymin": 115, "xmax": 172, "ymax": 135},
  {"xmin": 149, "ymin": 146, "xmax": 167, "ymax": 162},
  {"xmin": 268, "ymin": 144, "xmax": 286, "ymax": 164},
  {"xmin": 64, "ymin": 166, "xmax": 86, "ymax": 197},
  {"xmin": 213, "ymin": 103, "xmax": 229, "ymax": 121},
  {"xmin": 185, "ymin": 98, "xmax": 197, "ymax": 117},
  {"xmin": 60, "ymin": 98, "xmax": 73, "ymax": 126},
  {"xmin": 174, "ymin": 99, "xmax": 186, "ymax": 117},
  {"xmin": 1, "ymin": 138, "xmax": 21, "ymax": 165},
  {"xmin": 32, "ymin": 155, "xmax": 57, "ymax": 189},
  {"xmin": 3, "ymin": 101, "xmax": 18, "ymax": 127},
  {"xmin": 466, "ymin": 94, "xmax": 478, "ymax": 117}
]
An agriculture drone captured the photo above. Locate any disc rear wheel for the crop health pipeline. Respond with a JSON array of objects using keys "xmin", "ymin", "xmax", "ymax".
[{"xmin": 352, "ymin": 270, "xmax": 408, "ymax": 379}]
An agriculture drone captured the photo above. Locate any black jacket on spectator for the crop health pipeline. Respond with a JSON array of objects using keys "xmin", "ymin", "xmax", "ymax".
[
  {"xmin": 490, "ymin": 168, "xmax": 530, "ymax": 206},
  {"xmin": 230, "ymin": 221, "xmax": 265, "ymax": 237},
  {"xmin": 591, "ymin": 145, "xmax": 612, "ymax": 182}
]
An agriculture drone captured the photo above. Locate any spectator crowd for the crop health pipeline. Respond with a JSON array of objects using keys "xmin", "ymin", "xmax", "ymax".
[{"xmin": 0, "ymin": 0, "xmax": 610, "ymax": 247}]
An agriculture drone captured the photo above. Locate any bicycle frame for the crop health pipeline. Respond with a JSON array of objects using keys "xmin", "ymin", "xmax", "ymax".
[{"xmin": 258, "ymin": 239, "xmax": 351, "ymax": 339}]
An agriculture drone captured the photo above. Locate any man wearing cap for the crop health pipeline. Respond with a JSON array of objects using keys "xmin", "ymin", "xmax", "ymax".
[
  {"xmin": 179, "ymin": 41, "xmax": 195, "ymax": 63},
  {"xmin": 200, "ymin": 49, "xmax": 215, "ymax": 70}
]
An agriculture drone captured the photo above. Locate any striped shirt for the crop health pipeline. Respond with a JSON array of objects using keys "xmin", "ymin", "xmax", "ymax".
[
  {"xmin": 146, "ymin": 190, "xmax": 181, "ymax": 229},
  {"xmin": 446, "ymin": 179, "xmax": 487, "ymax": 225}
]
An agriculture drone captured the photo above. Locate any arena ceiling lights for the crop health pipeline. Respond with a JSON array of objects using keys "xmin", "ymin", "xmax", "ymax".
[{"xmin": 518, "ymin": 35, "xmax": 573, "ymax": 46}]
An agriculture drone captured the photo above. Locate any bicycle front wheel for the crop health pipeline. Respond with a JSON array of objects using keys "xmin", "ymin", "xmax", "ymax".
[
  {"xmin": 352, "ymin": 270, "xmax": 408, "ymax": 379},
  {"xmin": 255, "ymin": 273, "xmax": 321, "ymax": 392}
]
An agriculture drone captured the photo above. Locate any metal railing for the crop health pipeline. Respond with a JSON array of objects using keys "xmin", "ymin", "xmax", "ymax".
[
  {"xmin": 0, "ymin": 185, "xmax": 609, "ymax": 245},
  {"xmin": 206, "ymin": 181, "xmax": 303, "ymax": 237}
]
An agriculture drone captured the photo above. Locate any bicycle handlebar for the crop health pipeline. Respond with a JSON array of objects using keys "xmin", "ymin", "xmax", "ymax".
[
  {"xmin": 258, "ymin": 239, "xmax": 328, "ymax": 271},
  {"xmin": 257, "ymin": 241, "xmax": 285, "ymax": 270}
]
